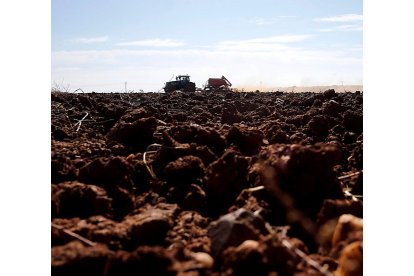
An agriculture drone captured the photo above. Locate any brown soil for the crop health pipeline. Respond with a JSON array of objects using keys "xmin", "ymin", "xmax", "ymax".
[{"xmin": 52, "ymin": 90, "xmax": 363, "ymax": 275}]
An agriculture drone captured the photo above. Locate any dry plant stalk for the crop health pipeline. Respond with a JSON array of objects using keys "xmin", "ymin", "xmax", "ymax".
[
  {"xmin": 142, "ymin": 143, "xmax": 189, "ymax": 180},
  {"xmin": 156, "ymin": 119, "xmax": 168, "ymax": 126},
  {"xmin": 143, "ymin": 150, "xmax": 159, "ymax": 180},
  {"xmin": 52, "ymin": 223, "xmax": 96, "ymax": 247},
  {"xmin": 74, "ymin": 112, "xmax": 89, "ymax": 132},
  {"xmin": 143, "ymin": 143, "xmax": 163, "ymax": 180},
  {"xmin": 343, "ymin": 188, "xmax": 362, "ymax": 202},
  {"xmin": 338, "ymin": 170, "xmax": 363, "ymax": 201},
  {"xmin": 246, "ymin": 185, "xmax": 265, "ymax": 193},
  {"xmin": 338, "ymin": 170, "xmax": 362, "ymax": 180}
]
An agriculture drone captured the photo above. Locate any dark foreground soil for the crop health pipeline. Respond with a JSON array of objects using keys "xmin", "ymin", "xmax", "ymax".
[{"xmin": 51, "ymin": 90, "xmax": 363, "ymax": 276}]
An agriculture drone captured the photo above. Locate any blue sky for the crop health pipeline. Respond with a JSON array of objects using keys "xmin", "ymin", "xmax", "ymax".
[{"xmin": 52, "ymin": 0, "xmax": 362, "ymax": 92}]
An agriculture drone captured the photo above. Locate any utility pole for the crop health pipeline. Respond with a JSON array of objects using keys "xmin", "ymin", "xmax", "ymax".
[{"xmin": 125, "ymin": 81, "xmax": 127, "ymax": 93}]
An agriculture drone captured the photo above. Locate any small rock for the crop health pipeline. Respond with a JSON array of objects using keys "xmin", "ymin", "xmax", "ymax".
[{"xmin": 207, "ymin": 208, "xmax": 269, "ymax": 257}]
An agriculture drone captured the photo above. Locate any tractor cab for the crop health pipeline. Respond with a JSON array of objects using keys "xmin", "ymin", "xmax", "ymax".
[{"xmin": 176, "ymin": 75, "xmax": 191, "ymax": 83}]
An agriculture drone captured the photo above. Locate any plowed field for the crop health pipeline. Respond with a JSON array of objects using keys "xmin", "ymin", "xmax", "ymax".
[{"xmin": 51, "ymin": 90, "xmax": 363, "ymax": 276}]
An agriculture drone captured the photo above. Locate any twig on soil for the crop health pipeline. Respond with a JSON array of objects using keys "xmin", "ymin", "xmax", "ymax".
[
  {"xmin": 157, "ymin": 119, "xmax": 168, "ymax": 126},
  {"xmin": 246, "ymin": 186, "xmax": 265, "ymax": 193},
  {"xmin": 142, "ymin": 143, "xmax": 189, "ymax": 180},
  {"xmin": 338, "ymin": 170, "xmax": 363, "ymax": 201},
  {"xmin": 343, "ymin": 188, "xmax": 362, "ymax": 202},
  {"xmin": 74, "ymin": 112, "xmax": 89, "ymax": 132},
  {"xmin": 143, "ymin": 150, "xmax": 159, "ymax": 180},
  {"xmin": 264, "ymin": 222, "xmax": 333, "ymax": 276},
  {"xmin": 338, "ymin": 170, "xmax": 362, "ymax": 180},
  {"xmin": 143, "ymin": 143, "xmax": 163, "ymax": 180},
  {"xmin": 281, "ymin": 238, "xmax": 333, "ymax": 276},
  {"xmin": 51, "ymin": 223, "xmax": 96, "ymax": 247}
]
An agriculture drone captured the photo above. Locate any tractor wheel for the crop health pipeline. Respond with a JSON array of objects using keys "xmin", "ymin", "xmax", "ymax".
[{"xmin": 186, "ymin": 83, "xmax": 196, "ymax": 92}]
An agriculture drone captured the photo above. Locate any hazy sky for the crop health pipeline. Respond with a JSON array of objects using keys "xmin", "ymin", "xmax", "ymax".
[{"xmin": 52, "ymin": 0, "xmax": 362, "ymax": 92}]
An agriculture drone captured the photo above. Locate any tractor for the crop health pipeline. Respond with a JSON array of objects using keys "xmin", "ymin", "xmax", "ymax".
[
  {"xmin": 164, "ymin": 75, "xmax": 196, "ymax": 93},
  {"xmin": 204, "ymin": 75, "xmax": 232, "ymax": 92}
]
